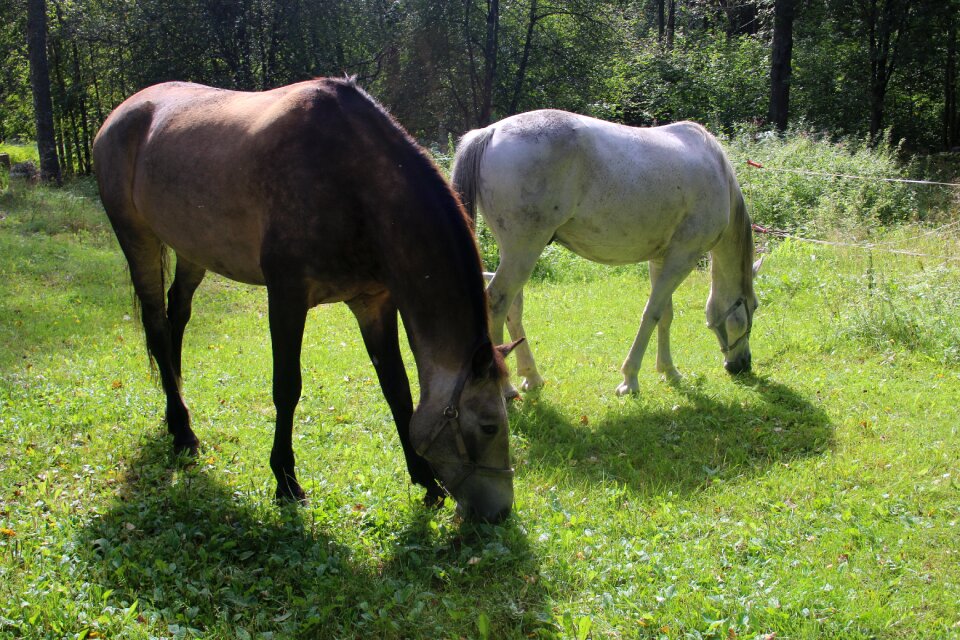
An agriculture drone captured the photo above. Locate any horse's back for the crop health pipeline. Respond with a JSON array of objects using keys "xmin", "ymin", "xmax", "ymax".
[
  {"xmin": 94, "ymin": 79, "xmax": 379, "ymax": 286},
  {"xmin": 478, "ymin": 111, "xmax": 734, "ymax": 264}
]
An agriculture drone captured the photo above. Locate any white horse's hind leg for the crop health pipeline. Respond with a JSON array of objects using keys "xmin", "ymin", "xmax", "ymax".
[
  {"xmin": 504, "ymin": 288, "xmax": 545, "ymax": 390},
  {"xmin": 482, "ymin": 273, "xmax": 544, "ymax": 392},
  {"xmin": 617, "ymin": 253, "xmax": 698, "ymax": 395},
  {"xmin": 649, "ymin": 261, "xmax": 681, "ymax": 382},
  {"xmin": 486, "ymin": 239, "xmax": 551, "ymax": 398}
]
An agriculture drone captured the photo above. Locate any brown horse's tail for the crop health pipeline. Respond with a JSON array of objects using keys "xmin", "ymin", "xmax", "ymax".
[{"xmin": 450, "ymin": 126, "xmax": 495, "ymax": 228}]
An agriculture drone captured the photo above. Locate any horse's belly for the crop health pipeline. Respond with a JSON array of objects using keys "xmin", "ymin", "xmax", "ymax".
[
  {"xmin": 177, "ymin": 243, "xmax": 266, "ymax": 285},
  {"xmin": 554, "ymin": 219, "xmax": 671, "ymax": 265},
  {"xmin": 138, "ymin": 201, "xmax": 267, "ymax": 285}
]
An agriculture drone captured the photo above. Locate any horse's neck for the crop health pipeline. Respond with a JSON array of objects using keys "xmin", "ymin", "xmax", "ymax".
[
  {"xmin": 391, "ymin": 247, "xmax": 488, "ymax": 400},
  {"xmin": 402, "ymin": 302, "xmax": 483, "ymax": 403},
  {"xmin": 709, "ymin": 221, "xmax": 751, "ymax": 298}
]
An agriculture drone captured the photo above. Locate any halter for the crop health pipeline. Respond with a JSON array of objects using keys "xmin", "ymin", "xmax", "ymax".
[
  {"xmin": 708, "ymin": 297, "xmax": 753, "ymax": 354},
  {"xmin": 413, "ymin": 344, "xmax": 515, "ymax": 495}
]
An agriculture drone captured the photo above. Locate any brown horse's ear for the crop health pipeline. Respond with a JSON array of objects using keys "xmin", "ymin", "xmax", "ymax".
[
  {"xmin": 495, "ymin": 338, "xmax": 524, "ymax": 359},
  {"xmin": 472, "ymin": 341, "xmax": 495, "ymax": 379},
  {"xmin": 471, "ymin": 339, "xmax": 524, "ymax": 379}
]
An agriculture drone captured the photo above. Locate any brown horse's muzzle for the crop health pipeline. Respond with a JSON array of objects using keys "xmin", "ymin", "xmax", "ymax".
[{"xmin": 454, "ymin": 474, "xmax": 514, "ymax": 523}]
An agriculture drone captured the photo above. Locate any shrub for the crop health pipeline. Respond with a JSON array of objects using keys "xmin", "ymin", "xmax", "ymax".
[{"xmin": 725, "ymin": 127, "xmax": 953, "ymax": 236}]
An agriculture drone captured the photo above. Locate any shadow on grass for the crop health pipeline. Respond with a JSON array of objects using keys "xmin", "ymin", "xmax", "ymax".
[
  {"xmin": 75, "ymin": 432, "xmax": 548, "ymax": 638},
  {"xmin": 511, "ymin": 372, "xmax": 834, "ymax": 495}
]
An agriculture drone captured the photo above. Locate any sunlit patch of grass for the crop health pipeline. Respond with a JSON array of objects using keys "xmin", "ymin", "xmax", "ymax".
[
  {"xmin": 1, "ymin": 181, "xmax": 959, "ymax": 639},
  {"xmin": 0, "ymin": 176, "xmax": 108, "ymax": 239}
]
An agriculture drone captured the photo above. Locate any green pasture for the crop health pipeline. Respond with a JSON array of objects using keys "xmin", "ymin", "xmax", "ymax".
[{"xmin": 1, "ymin": 168, "xmax": 959, "ymax": 639}]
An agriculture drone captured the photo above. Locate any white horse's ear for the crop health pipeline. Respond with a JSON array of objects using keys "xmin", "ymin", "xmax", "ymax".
[
  {"xmin": 496, "ymin": 338, "xmax": 525, "ymax": 359},
  {"xmin": 752, "ymin": 255, "xmax": 764, "ymax": 277}
]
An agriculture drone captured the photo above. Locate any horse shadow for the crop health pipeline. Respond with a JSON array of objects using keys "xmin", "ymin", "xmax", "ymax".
[
  {"xmin": 511, "ymin": 372, "xmax": 833, "ymax": 495},
  {"xmin": 74, "ymin": 432, "xmax": 548, "ymax": 637}
]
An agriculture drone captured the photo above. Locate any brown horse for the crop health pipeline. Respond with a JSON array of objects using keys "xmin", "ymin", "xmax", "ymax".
[{"xmin": 93, "ymin": 78, "xmax": 517, "ymax": 522}]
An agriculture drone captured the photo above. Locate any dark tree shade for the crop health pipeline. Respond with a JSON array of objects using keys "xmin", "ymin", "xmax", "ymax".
[{"xmin": 26, "ymin": 0, "xmax": 60, "ymax": 184}]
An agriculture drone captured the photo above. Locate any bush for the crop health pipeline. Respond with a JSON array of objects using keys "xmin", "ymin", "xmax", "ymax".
[{"xmin": 725, "ymin": 127, "xmax": 954, "ymax": 236}]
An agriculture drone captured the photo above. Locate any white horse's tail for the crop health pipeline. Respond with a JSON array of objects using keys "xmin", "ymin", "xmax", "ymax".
[{"xmin": 450, "ymin": 127, "xmax": 495, "ymax": 227}]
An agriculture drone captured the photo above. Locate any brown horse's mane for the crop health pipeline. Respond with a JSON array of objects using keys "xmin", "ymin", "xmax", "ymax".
[{"xmin": 323, "ymin": 76, "xmax": 493, "ymax": 355}]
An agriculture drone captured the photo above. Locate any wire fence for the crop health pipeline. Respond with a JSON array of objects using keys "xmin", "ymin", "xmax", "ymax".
[{"xmin": 744, "ymin": 160, "xmax": 960, "ymax": 262}]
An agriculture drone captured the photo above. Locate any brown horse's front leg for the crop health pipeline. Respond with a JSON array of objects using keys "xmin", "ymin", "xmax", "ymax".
[
  {"xmin": 267, "ymin": 284, "xmax": 309, "ymax": 504},
  {"xmin": 347, "ymin": 293, "xmax": 442, "ymax": 503}
]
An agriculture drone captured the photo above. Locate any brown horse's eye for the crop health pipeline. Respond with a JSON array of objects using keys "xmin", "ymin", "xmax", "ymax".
[{"xmin": 481, "ymin": 424, "xmax": 499, "ymax": 436}]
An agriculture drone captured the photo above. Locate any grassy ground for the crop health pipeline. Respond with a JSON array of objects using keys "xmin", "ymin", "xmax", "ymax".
[{"xmin": 1, "ymin": 178, "xmax": 959, "ymax": 639}]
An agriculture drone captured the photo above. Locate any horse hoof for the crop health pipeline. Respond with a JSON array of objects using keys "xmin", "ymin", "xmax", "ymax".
[
  {"xmin": 172, "ymin": 438, "xmax": 200, "ymax": 457},
  {"xmin": 660, "ymin": 368, "xmax": 682, "ymax": 383},
  {"xmin": 275, "ymin": 483, "xmax": 307, "ymax": 505},
  {"xmin": 423, "ymin": 487, "xmax": 445, "ymax": 508},
  {"xmin": 502, "ymin": 383, "xmax": 521, "ymax": 400},
  {"xmin": 615, "ymin": 381, "xmax": 639, "ymax": 396},
  {"xmin": 520, "ymin": 375, "xmax": 545, "ymax": 391}
]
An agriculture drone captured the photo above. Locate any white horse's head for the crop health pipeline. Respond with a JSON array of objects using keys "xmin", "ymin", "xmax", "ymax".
[{"xmin": 707, "ymin": 256, "xmax": 762, "ymax": 374}]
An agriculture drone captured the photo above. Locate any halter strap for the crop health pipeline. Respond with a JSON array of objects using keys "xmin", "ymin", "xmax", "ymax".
[
  {"xmin": 708, "ymin": 297, "xmax": 753, "ymax": 354},
  {"xmin": 414, "ymin": 341, "xmax": 515, "ymax": 495}
]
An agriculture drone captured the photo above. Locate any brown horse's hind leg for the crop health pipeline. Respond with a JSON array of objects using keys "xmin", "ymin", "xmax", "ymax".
[
  {"xmin": 113, "ymin": 228, "xmax": 201, "ymax": 454},
  {"xmin": 167, "ymin": 255, "xmax": 206, "ymax": 380}
]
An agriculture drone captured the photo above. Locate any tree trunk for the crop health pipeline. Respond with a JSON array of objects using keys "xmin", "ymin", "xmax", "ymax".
[
  {"xmin": 657, "ymin": 0, "xmax": 665, "ymax": 44},
  {"xmin": 768, "ymin": 0, "xmax": 794, "ymax": 132},
  {"xmin": 508, "ymin": 0, "xmax": 538, "ymax": 113},
  {"xmin": 947, "ymin": 7, "xmax": 958, "ymax": 149},
  {"xmin": 478, "ymin": 0, "xmax": 500, "ymax": 126},
  {"xmin": 26, "ymin": 0, "xmax": 62, "ymax": 185},
  {"xmin": 667, "ymin": 0, "xmax": 676, "ymax": 50},
  {"xmin": 866, "ymin": 0, "xmax": 910, "ymax": 143}
]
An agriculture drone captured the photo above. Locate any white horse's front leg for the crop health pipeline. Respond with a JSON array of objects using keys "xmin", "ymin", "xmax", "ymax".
[
  {"xmin": 617, "ymin": 256, "xmax": 696, "ymax": 395},
  {"xmin": 649, "ymin": 262, "xmax": 681, "ymax": 382},
  {"xmin": 617, "ymin": 314, "xmax": 658, "ymax": 396}
]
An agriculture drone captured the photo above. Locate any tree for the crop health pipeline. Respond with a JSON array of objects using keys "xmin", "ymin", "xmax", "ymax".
[
  {"xmin": 768, "ymin": 0, "xmax": 793, "ymax": 131},
  {"xmin": 946, "ymin": 0, "xmax": 959, "ymax": 148},
  {"xmin": 26, "ymin": 0, "xmax": 60, "ymax": 184},
  {"xmin": 860, "ymin": 0, "xmax": 913, "ymax": 142}
]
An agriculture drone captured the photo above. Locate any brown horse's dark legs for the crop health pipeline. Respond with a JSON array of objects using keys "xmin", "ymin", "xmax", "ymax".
[
  {"xmin": 166, "ymin": 256, "xmax": 206, "ymax": 379},
  {"xmin": 138, "ymin": 298, "xmax": 199, "ymax": 454},
  {"xmin": 266, "ymin": 284, "xmax": 309, "ymax": 503},
  {"xmin": 109, "ymin": 228, "xmax": 199, "ymax": 453},
  {"xmin": 348, "ymin": 294, "xmax": 442, "ymax": 501}
]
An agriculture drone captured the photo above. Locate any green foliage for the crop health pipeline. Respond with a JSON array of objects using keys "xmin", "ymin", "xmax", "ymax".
[
  {"xmin": 762, "ymin": 236, "xmax": 960, "ymax": 365},
  {"xmin": 727, "ymin": 128, "xmax": 952, "ymax": 234},
  {"xmin": 604, "ymin": 33, "xmax": 769, "ymax": 131}
]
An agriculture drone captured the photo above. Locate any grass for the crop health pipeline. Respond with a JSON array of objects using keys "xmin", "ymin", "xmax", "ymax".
[
  {"xmin": 0, "ymin": 172, "xmax": 959, "ymax": 639},
  {"xmin": 0, "ymin": 142, "xmax": 39, "ymax": 165}
]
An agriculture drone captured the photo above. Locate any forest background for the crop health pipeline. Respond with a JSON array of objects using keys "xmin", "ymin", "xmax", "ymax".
[{"xmin": 2, "ymin": 0, "xmax": 959, "ymax": 184}]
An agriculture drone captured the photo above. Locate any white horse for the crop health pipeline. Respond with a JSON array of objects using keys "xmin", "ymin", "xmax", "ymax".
[{"xmin": 452, "ymin": 110, "xmax": 761, "ymax": 397}]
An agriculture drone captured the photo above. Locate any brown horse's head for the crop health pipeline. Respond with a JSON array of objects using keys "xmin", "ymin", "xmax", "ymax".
[{"xmin": 410, "ymin": 340, "xmax": 520, "ymax": 523}]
